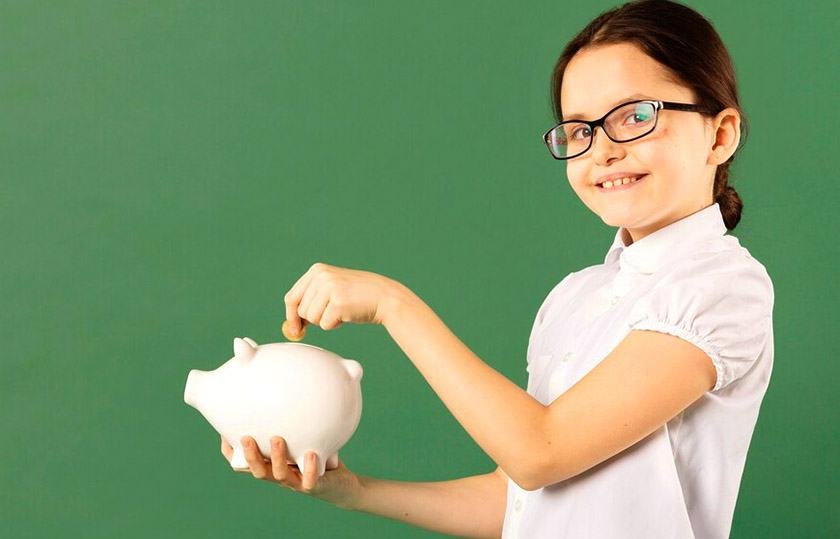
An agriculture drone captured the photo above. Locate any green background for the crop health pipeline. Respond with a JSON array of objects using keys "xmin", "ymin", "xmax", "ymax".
[{"xmin": 3, "ymin": 1, "xmax": 837, "ymax": 537}]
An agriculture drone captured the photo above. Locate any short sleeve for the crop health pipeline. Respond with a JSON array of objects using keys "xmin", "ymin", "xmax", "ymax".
[{"xmin": 626, "ymin": 252, "xmax": 774, "ymax": 392}]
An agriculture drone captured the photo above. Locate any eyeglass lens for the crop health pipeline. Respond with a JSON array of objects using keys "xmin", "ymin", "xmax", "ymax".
[{"xmin": 547, "ymin": 101, "xmax": 657, "ymax": 159}]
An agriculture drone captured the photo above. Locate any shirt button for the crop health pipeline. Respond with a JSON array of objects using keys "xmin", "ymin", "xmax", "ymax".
[
  {"xmin": 514, "ymin": 498, "xmax": 523, "ymax": 511},
  {"xmin": 560, "ymin": 351, "xmax": 573, "ymax": 362},
  {"xmin": 610, "ymin": 295, "xmax": 620, "ymax": 305}
]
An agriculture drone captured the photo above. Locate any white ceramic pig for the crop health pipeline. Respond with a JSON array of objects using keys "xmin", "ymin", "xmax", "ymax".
[{"xmin": 184, "ymin": 337, "xmax": 363, "ymax": 477}]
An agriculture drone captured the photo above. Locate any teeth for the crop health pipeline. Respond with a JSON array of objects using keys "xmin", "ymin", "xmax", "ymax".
[{"xmin": 601, "ymin": 175, "xmax": 643, "ymax": 189}]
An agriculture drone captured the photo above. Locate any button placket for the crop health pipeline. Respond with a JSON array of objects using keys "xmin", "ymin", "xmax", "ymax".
[
  {"xmin": 507, "ymin": 485, "xmax": 526, "ymax": 539},
  {"xmin": 610, "ymin": 268, "xmax": 635, "ymax": 306}
]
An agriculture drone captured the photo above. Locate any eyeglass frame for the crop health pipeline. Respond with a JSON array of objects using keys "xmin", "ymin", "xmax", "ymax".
[{"xmin": 542, "ymin": 99, "xmax": 714, "ymax": 160}]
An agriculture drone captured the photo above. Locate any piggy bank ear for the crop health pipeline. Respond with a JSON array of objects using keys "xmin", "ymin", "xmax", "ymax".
[
  {"xmin": 233, "ymin": 337, "xmax": 257, "ymax": 362},
  {"xmin": 342, "ymin": 359, "xmax": 363, "ymax": 382}
]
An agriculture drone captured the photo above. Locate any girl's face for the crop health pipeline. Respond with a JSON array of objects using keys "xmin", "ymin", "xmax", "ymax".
[{"xmin": 560, "ymin": 42, "xmax": 725, "ymax": 244}]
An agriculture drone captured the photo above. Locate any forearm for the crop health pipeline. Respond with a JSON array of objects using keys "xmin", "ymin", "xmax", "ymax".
[
  {"xmin": 381, "ymin": 280, "xmax": 546, "ymax": 489},
  {"xmin": 342, "ymin": 471, "xmax": 507, "ymax": 539}
]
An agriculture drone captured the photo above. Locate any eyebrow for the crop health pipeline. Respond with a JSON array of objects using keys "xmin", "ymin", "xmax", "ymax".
[{"xmin": 563, "ymin": 93, "xmax": 655, "ymax": 121}]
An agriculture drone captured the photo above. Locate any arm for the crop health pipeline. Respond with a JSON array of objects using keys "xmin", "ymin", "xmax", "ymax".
[
  {"xmin": 381, "ymin": 281, "xmax": 716, "ymax": 492},
  {"xmin": 533, "ymin": 329, "xmax": 716, "ymax": 488},
  {"xmin": 343, "ymin": 466, "xmax": 509, "ymax": 539},
  {"xmin": 381, "ymin": 282, "xmax": 546, "ymax": 489}
]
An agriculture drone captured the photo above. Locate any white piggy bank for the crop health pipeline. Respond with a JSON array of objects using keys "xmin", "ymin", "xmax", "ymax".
[{"xmin": 183, "ymin": 337, "xmax": 363, "ymax": 477}]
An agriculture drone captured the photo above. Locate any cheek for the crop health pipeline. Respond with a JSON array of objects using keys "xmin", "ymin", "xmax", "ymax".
[
  {"xmin": 566, "ymin": 164, "xmax": 588, "ymax": 190},
  {"xmin": 635, "ymin": 134, "xmax": 681, "ymax": 175},
  {"xmin": 642, "ymin": 123, "xmax": 702, "ymax": 171}
]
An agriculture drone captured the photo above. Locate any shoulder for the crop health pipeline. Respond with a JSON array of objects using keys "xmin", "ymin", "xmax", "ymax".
[
  {"xmin": 631, "ymin": 235, "xmax": 775, "ymax": 340},
  {"xmin": 664, "ymin": 235, "xmax": 773, "ymax": 297}
]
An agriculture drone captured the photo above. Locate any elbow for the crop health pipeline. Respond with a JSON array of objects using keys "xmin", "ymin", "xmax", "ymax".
[
  {"xmin": 509, "ymin": 405, "xmax": 578, "ymax": 491},
  {"xmin": 518, "ymin": 460, "xmax": 573, "ymax": 491},
  {"xmin": 510, "ymin": 445, "xmax": 551, "ymax": 491},
  {"xmin": 509, "ymin": 474, "xmax": 539, "ymax": 492},
  {"xmin": 503, "ymin": 447, "xmax": 548, "ymax": 491},
  {"xmin": 515, "ymin": 472, "xmax": 542, "ymax": 492},
  {"xmin": 518, "ymin": 427, "xmax": 575, "ymax": 490},
  {"xmin": 517, "ymin": 460, "xmax": 550, "ymax": 492}
]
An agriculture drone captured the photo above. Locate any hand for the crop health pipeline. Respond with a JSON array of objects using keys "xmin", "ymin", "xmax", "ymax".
[
  {"xmin": 222, "ymin": 435, "xmax": 363, "ymax": 509},
  {"xmin": 283, "ymin": 262, "xmax": 403, "ymax": 335}
]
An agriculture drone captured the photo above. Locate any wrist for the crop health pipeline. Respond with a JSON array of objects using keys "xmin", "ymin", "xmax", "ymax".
[
  {"xmin": 380, "ymin": 278, "xmax": 416, "ymax": 327},
  {"xmin": 335, "ymin": 474, "xmax": 369, "ymax": 512}
]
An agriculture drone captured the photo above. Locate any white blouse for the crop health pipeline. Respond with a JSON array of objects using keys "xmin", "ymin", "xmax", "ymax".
[{"xmin": 502, "ymin": 202, "xmax": 775, "ymax": 539}]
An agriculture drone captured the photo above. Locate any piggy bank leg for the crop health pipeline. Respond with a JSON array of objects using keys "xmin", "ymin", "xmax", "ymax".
[
  {"xmin": 230, "ymin": 444, "xmax": 249, "ymax": 470},
  {"xmin": 326, "ymin": 453, "xmax": 339, "ymax": 470},
  {"xmin": 297, "ymin": 452, "xmax": 327, "ymax": 477}
]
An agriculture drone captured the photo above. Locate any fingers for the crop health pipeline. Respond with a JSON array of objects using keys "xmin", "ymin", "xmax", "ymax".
[
  {"xmin": 241, "ymin": 436, "xmax": 270, "ymax": 479},
  {"xmin": 269, "ymin": 436, "xmax": 317, "ymax": 492},
  {"xmin": 297, "ymin": 282, "xmax": 317, "ymax": 326},
  {"xmin": 235, "ymin": 435, "xmax": 320, "ymax": 493},
  {"xmin": 301, "ymin": 451, "xmax": 318, "ymax": 491},
  {"xmin": 305, "ymin": 287, "xmax": 333, "ymax": 329},
  {"xmin": 320, "ymin": 300, "xmax": 346, "ymax": 331},
  {"xmin": 285, "ymin": 264, "xmax": 319, "ymax": 335},
  {"xmin": 270, "ymin": 436, "xmax": 292, "ymax": 484},
  {"xmin": 220, "ymin": 436, "xmax": 233, "ymax": 462}
]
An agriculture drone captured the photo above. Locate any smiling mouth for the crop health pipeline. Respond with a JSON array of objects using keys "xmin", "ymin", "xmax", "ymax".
[{"xmin": 596, "ymin": 174, "xmax": 647, "ymax": 192}]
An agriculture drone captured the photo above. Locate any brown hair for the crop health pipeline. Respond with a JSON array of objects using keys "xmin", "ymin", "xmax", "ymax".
[{"xmin": 550, "ymin": 0, "xmax": 746, "ymax": 230}]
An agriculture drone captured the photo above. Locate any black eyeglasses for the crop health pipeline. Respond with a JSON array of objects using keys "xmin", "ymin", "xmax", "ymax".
[{"xmin": 542, "ymin": 99, "xmax": 712, "ymax": 160}]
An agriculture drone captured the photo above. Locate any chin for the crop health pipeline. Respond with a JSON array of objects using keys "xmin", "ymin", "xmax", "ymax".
[{"xmin": 595, "ymin": 206, "xmax": 644, "ymax": 229}]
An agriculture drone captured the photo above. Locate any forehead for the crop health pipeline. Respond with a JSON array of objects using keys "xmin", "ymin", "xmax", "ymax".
[{"xmin": 560, "ymin": 42, "xmax": 691, "ymax": 120}]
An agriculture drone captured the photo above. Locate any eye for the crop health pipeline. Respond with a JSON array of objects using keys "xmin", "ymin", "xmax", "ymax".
[
  {"xmin": 624, "ymin": 106, "xmax": 654, "ymax": 125},
  {"xmin": 570, "ymin": 125, "xmax": 591, "ymax": 140}
]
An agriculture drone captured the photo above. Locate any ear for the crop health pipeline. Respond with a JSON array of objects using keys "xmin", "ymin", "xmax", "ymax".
[
  {"xmin": 233, "ymin": 337, "xmax": 257, "ymax": 362},
  {"xmin": 342, "ymin": 359, "xmax": 363, "ymax": 382},
  {"xmin": 706, "ymin": 107, "xmax": 741, "ymax": 166}
]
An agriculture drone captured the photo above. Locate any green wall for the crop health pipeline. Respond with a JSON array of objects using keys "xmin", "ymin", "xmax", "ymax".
[{"xmin": 3, "ymin": 1, "xmax": 836, "ymax": 537}]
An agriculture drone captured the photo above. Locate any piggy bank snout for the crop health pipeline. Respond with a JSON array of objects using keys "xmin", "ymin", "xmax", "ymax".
[{"xmin": 184, "ymin": 369, "xmax": 208, "ymax": 408}]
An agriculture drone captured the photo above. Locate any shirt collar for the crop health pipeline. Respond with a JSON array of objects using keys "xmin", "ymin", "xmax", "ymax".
[{"xmin": 603, "ymin": 202, "xmax": 727, "ymax": 274}]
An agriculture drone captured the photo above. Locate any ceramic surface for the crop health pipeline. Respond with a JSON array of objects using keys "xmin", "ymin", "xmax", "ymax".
[{"xmin": 184, "ymin": 337, "xmax": 363, "ymax": 477}]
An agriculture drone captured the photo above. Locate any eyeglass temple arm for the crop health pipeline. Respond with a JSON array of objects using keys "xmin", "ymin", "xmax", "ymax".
[{"xmin": 659, "ymin": 100, "xmax": 708, "ymax": 113}]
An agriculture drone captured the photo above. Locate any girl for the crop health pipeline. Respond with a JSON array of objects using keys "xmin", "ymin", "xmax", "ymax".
[{"xmin": 223, "ymin": 1, "xmax": 774, "ymax": 537}]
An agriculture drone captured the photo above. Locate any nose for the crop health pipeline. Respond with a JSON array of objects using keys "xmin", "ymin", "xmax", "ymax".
[
  {"xmin": 184, "ymin": 369, "xmax": 207, "ymax": 407},
  {"xmin": 589, "ymin": 125, "xmax": 624, "ymax": 164}
]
